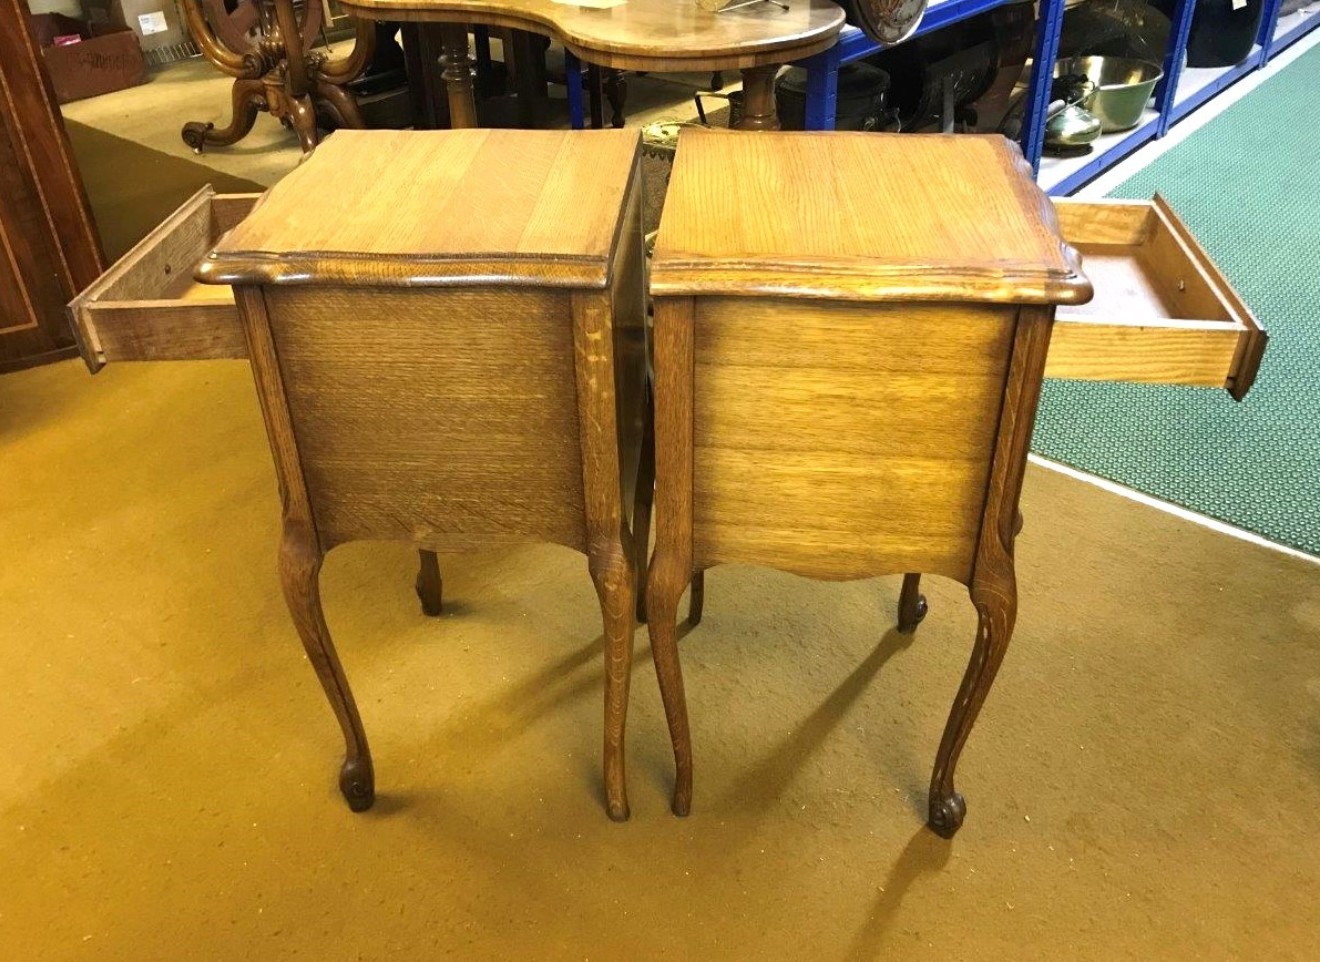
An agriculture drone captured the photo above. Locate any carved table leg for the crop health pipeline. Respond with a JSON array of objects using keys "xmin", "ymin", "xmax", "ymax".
[
  {"xmin": 928, "ymin": 579, "xmax": 1016, "ymax": 838},
  {"xmin": 897, "ymin": 573, "xmax": 927, "ymax": 634},
  {"xmin": 318, "ymin": 81, "xmax": 366, "ymax": 130},
  {"xmin": 285, "ymin": 92, "xmax": 320, "ymax": 153},
  {"xmin": 736, "ymin": 64, "xmax": 781, "ymax": 131},
  {"xmin": 182, "ymin": 78, "xmax": 266, "ymax": 152},
  {"xmin": 280, "ymin": 523, "xmax": 375, "ymax": 812},
  {"xmin": 415, "ymin": 549, "xmax": 443, "ymax": 617},
  {"xmin": 603, "ymin": 68, "xmax": 627, "ymax": 128},
  {"xmin": 572, "ymin": 291, "xmax": 639, "ymax": 822},
  {"xmin": 646, "ymin": 298, "xmax": 696, "ymax": 816},
  {"xmin": 439, "ymin": 24, "xmax": 479, "ymax": 129}
]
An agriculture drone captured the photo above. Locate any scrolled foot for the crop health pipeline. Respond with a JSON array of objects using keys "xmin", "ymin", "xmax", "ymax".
[
  {"xmin": 339, "ymin": 756, "xmax": 375, "ymax": 812},
  {"xmin": 181, "ymin": 121, "xmax": 214, "ymax": 153},
  {"xmin": 898, "ymin": 594, "xmax": 928, "ymax": 634},
  {"xmin": 927, "ymin": 791, "xmax": 965, "ymax": 838}
]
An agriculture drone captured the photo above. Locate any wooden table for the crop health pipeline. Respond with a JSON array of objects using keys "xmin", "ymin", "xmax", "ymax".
[
  {"xmin": 644, "ymin": 129, "xmax": 1265, "ymax": 836},
  {"xmin": 337, "ymin": 0, "xmax": 847, "ymax": 130}
]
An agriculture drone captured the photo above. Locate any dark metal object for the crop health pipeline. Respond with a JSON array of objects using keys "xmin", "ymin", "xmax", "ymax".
[
  {"xmin": 775, "ymin": 63, "xmax": 893, "ymax": 131},
  {"xmin": 842, "ymin": 0, "xmax": 929, "ymax": 44}
]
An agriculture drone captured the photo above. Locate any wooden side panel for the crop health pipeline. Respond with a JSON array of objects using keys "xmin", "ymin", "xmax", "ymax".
[
  {"xmin": 0, "ymin": 0, "xmax": 104, "ymax": 370},
  {"xmin": 1047, "ymin": 317, "xmax": 1241, "ymax": 387},
  {"xmin": 610, "ymin": 165, "xmax": 647, "ymax": 514},
  {"xmin": 265, "ymin": 286, "xmax": 587, "ymax": 551},
  {"xmin": 690, "ymin": 297, "xmax": 1015, "ymax": 582}
]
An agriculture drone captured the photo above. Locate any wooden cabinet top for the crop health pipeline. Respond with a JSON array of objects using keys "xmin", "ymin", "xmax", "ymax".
[
  {"xmin": 651, "ymin": 130, "xmax": 1093, "ymax": 306},
  {"xmin": 200, "ymin": 129, "xmax": 640, "ymax": 289}
]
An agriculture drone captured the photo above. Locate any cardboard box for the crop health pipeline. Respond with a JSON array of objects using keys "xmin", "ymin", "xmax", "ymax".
[
  {"xmin": 29, "ymin": 13, "xmax": 146, "ymax": 104},
  {"xmin": 82, "ymin": 0, "xmax": 189, "ymax": 53}
]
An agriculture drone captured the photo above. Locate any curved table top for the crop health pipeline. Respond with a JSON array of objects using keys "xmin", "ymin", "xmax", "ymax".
[{"xmin": 338, "ymin": 0, "xmax": 847, "ymax": 72}]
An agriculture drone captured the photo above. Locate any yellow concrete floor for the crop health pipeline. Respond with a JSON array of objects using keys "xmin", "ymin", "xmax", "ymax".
[{"xmin": 7, "ymin": 53, "xmax": 1320, "ymax": 962}]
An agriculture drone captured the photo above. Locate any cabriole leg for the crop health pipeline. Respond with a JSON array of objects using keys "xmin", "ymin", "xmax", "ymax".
[
  {"xmin": 279, "ymin": 523, "xmax": 374, "ymax": 812},
  {"xmin": 927, "ymin": 579, "xmax": 1016, "ymax": 837},
  {"xmin": 415, "ymin": 549, "xmax": 443, "ymax": 617},
  {"xmin": 897, "ymin": 573, "xmax": 927, "ymax": 634}
]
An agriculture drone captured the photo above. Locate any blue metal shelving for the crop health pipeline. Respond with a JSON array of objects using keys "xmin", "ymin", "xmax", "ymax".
[{"xmin": 796, "ymin": 0, "xmax": 1320, "ymax": 195}]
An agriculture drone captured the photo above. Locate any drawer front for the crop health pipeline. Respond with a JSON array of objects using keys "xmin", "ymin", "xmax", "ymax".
[
  {"xmin": 691, "ymin": 297, "xmax": 1015, "ymax": 583},
  {"xmin": 68, "ymin": 186, "xmax": 258, "ymax": 372},
  {"xmin": 1047, "ymin": 195, "xmax": 1266, "ymax": 400},
  {"xmin": 264, "ymin": 286, "xmax": 589, "ymax": 553}
]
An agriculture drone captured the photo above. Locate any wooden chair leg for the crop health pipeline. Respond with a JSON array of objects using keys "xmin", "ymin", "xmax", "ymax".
[
  {"xmin": 415, "ymin": 549, "xmax": 443, "ymax": 616},
  {"xmin": 897, "ymin": 573, "xmax": 927, "ymax": 633},
  {"xmin": 591, "ymin": 540, "xmax": 636, "ymax": 822},
  {"xmin": 927, "ymin": 579, "xmax": 1016, "ymax": 837},
  {"xmin": 279, "ymin": 523, "xmax": 374, "ymax": 812},
  {"xmin": 687, "ymin": 570, "xmax": 704, "ymax": 626},
  {"xmin": 646, "ymin": 554, "xmax": 694, "ymax": 816},
  {"xmin": 632, "ymin": 383, "xmax": 655, "ymax": 624}
]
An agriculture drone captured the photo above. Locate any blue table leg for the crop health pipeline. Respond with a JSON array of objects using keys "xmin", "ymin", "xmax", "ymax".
[
  {"xmin": 1021, "ymin": 0, "xmax": 1067, "ymax": 172},
  {"xmin": 564, "ymin": 50, "xmax": 585, "ymax": 131},
  {"xmin": 1157, "ymin": 0, "xmax": 1197, "ymax": 135},
  {"xmin": 803, "ymin": 50, "xmax": 840, "ymax": 131}
]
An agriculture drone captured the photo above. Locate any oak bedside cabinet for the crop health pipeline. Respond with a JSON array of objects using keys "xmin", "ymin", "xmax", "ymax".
[
  {"xmin": 71, "ymin": 129, "xmax": 650, "ymax": 820},
  {"xmin": 644, "ymin": 129, "xmax": 1265, "ymax": 838}
]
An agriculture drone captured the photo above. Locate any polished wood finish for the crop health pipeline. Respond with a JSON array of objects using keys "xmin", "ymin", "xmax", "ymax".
[
  {"xmin": 0, "ymin": 0, "xmax": 104, "ymax": 372},
  {"xmin": 336, "ymin": 0, "xmax": 845, "ymax": 130},
  {"xmin": 652, "ymin": 132, "xmax": 1089, "ymax": 303},
  {"xmin": 212, "ymin": 129, "xmax": 647, "ymax": 817},
  {"xmin": 73, "ymin": 130, "xmax": 648, "ymax": 820},
  {"xmin": 200, "ymin": 129, "xmax": 639, "ymax": 287},
  {"xmin": 181, "ymin": 0, "xmax": 375, "ymax": 153},
  {"xmin": 646, "ymin": 130, "xmax": 1090, "ymax": 835},
  {"xmin": 1048, "ymin": 196, "xmax": 1266, "ymax": 399}
]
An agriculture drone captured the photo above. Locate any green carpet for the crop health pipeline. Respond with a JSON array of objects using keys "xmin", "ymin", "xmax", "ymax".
[{"xmin": 1033, "ymin": 46, "xmax": 1320, "ymax": 556}]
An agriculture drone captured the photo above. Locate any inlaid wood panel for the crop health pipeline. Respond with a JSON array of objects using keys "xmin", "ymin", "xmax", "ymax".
[
  {"xmin": 691, "ymin": 297, "xmax": 1016, "ymax": 582},
  {"xmin": 264, "ymin": 286, "xmax": 587, "ymax": 551},
  {"xmin": 0, "ymin": 0, "xmax": 103, "ymax": 371}
]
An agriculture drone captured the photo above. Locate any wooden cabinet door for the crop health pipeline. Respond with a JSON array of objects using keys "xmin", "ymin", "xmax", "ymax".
[{"xmin": 0, "ymin": 0, "xmax": 103, "ymax": 373}]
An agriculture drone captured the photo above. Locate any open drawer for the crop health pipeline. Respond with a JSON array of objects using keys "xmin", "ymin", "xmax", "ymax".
[
  {"xmin": 1045, "ymin": 195, "xmax": 1267, "ymax": 400},
  {"xmin": 68, "ymin": 186, "xmax": 259, "ymax": 373}
]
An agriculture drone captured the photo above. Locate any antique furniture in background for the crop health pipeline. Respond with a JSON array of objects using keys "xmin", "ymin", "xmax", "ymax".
[
  {"xmin": 645, "ymin": 130, "xmax": 1265, "ymax": 836},
  {"xmin": 70, "ymin": 129, "xmax": 651, "ymax": 820},
  {"xmin": 182, "ymin": 0, "xmax": 376, "ymax": 152},
  {"xmin": 0, "ymin": 0, "xmax": 104, "ymax": 373},
  {"xmin": 337, "ymin": 0, "xmax": 846, "ymax": 130}
]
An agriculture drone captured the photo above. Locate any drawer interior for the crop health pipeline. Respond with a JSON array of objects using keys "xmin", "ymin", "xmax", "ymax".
[
  {"xmin": 1047, "ymin": 196, "xmax": 1266, "ymax": 400},
  {"xmin": 69, "ymin": 186, "xmax": 259, "ymax": 372}
]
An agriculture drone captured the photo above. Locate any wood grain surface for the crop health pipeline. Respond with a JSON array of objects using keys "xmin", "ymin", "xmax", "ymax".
[
  {"xmin": 69, "ymin": 188, "xmax": 258, "ymax": 372},
  {"xmin": 690, "ymin": 297, "xmax": 1014, "ymax": 583},
  {"xmin": 1049, "ymin": 197, "xmax": 1266, "ymax": 396},
  {"xmin": 202, "ymin": 129, "xmax": 640, "ymax": 288},
  {"xmin": 0, "ymin": 0, "xmax": 104, "ymax": 370},
  {"xmin": 264, "ymin": 286, "xmax": 588, "ymax": 552},
  {"xmin": 651, "ymin": 131, "xmax": 1091, "ymax": 305},
  {"xmin": 337, "ymin": 0, "xmax": 845, "ymax": 72}
]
